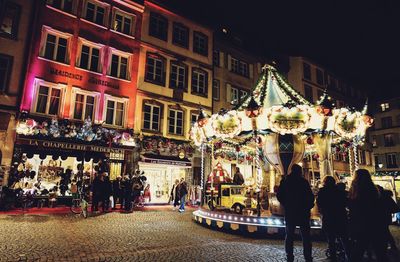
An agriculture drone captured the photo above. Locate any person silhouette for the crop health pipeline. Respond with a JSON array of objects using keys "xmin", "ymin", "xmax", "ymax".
[{"xmin": 277, "ymin": 164, "xmax": 314, "ymax": 262}]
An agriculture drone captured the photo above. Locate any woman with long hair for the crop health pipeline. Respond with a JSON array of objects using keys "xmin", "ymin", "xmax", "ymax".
[
  {"xmin": 317, "ymin": 176, "xmax": 349, "ymax": 260},
  {"xmin": 348, "ymin": 169, "xmax": 388, "ymax": 261}
]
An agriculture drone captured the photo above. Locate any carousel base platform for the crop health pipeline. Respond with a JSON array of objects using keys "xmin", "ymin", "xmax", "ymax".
[{"xmin": 192, "ymin": 209, "xmax": 322, "ymax": 237}]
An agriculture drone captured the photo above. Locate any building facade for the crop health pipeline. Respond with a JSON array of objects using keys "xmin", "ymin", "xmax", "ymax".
[
  {"xmin": 370, "ymin": 97, "xmax": 400, "ymax": 175},
  {"xmin": 212, "ymin": 30, "xmax": 263, "ymax": 113},
  {"xmin": 287, "ymin": 56, "xmax": 374, "ymax": 179},
  {"xmin": 134, "ymin": 0, "xmax": 212, "ymax": 203},
  {"xmin": 13, "ymin": 0, "xmax": 144, "ymax": 183},
  {"xmin": 0, "ymin": 0, "xmax": 35, "ymax": 176}
]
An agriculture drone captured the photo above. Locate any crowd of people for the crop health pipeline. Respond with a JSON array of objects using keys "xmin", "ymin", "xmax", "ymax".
[
  {"xmin": 277, "ymin": 164, "xmax": 399, "ymax": 262},
  {"xmin": 89, "ymin": 170, "xmax": 148, "ymax": 213}
]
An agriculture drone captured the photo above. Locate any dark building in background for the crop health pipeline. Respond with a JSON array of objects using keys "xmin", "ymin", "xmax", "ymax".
[{"xmin": 0, "ymin": 0, "xmax": 35, "ymax": 181}]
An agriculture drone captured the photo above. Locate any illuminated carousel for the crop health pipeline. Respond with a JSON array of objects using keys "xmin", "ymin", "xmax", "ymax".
[{"xmin": 191, "ymin": 65, "xmax": 373, "ymax": 235}]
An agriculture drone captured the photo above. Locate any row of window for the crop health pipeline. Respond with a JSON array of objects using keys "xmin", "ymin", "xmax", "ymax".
[
  {"xmin": 213, "ymin": 51, "xmax": 251, "ymax": 78},
  {"xmin": 303, "ymin": 62, "xmax": 362, "ymax": 98},
  {"xmin": 40, "ymin": 26, "xmax": 131, "ymax": 80},
  {"xmin": 375, "ymin": 154, "xmax": 398, "ymax": 169},
  {"xmin": 372, "ymin": 133, "xmax": 397, "ymax": 147},
  {"xmin": 304, "ymin": 84, "xmax": 345, "ymax": 106},
  {"xmin": 143, "ymin": 102, "xmax": 200, "ymax": 136},
  {"xmin": 211, "ymin": 80, "xmax": 249, "ymax": 104},
  {"xmin": 144, "ymin": 53, "xmax": 209, "ymax": 96},
  {"xmin": 32, "ymin": 80, "xmax": 127, "ymax": 127},
  {"xmin": 380, "ymin": 115, "xmax": 400, "ymax": 129},
  {"xmin": 148, "ymin": 12, "xmax": 209, "ymax": 56},
  {"xmin": 46, "ymin": 0, "xmax": 137, "ymax": 37}
]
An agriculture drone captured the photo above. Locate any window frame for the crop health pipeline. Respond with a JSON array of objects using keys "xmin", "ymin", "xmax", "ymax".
[
  {"xmin": 386, "ymin": 153, "xmax": 397, "ymax": 168},
  {"xmin": 381, "ymin": 116, "xmax": 393, "ymax": 129},
  {"xmin": 190, "ymin": 112, "xmax": 199, "ymax": 125},
  {"xmin": 39, "ymin": 26, "xmax": 72, "ymax": 64},
  {"xmin": 82, "ymin": 0, "xmax": 108, "ymax": 27},
  {"xmin": 239, "ymin": 61, "xmax": 249, "ymax": 78},
  {"xmin": 169, "ymin": 61, "xmax": 188, "ymax": 91},
  {"xmin": 212, "ymin": 79, "xmax": 220, "ymax": 101},
  {"xmin": 103, "ymin": 94, "xmax": 128, "ymax": 128},
  {"xmin": 172, "ymin": 22, "xmax": 189, "ymax": 48},
  {"xmin": 191, "ymin": 68, "xmax": 208, "ymax": 97},
  {"xmin": 46, "ymin": 0, "xmax": 76, "ymax": 15},
  {"xmin": 384, "ymin": 133, "xmax": 395, "ymax": 147},
  {"xmin": 0, "ymin": 53, "xmax": 13, "ymax": 94},
  {"xmin": 316, "ymin": 68, "xmax": 324, "ymax": 86},
  {"xmin": 108, "ymin": 49, "xmax": 131, "ymax": 80},
  {"xmin": 213, "ymin": 50, "xmax": 220, "ymax": 67},
  {"xmin": 76, "ymin": 38, "xmax": 104, "ymax": 73},
  {"xmin": 70, "ymin": 87, "xmax": 100, "ymax": 121},
  {"xmin": 0, "ymin": 1, "xmax": 21, "ymax": 39},
  {"xmin": 193, "ymin": 31, "xmax": 208, "ymax": 56},
  {"xmin": 31, "ymin": 79, "xmax": 66, "ymax": 117},
  {"xmin": 168, "ymin": 108, "xmax": 184, "ymax": 136},
  {"xmin": 303, "ymin": 62, "xmax": 311, "ymax": 80},
  {"xmin": 112, "ymin": 7, "xmax": 136, "ymax": 36},
  {"xmin": 145, "ymin": 52, "xmax": 166, "ymax": 86},
  {"xmin": 304, "ymin": 84, "xmax": 313, "ymax": 103},
  {"xmin": 149, "ymin": 12, "xmax": 168, "ymax": 41},
  {"xmin": 142, "ymin": 102, "xmax": 162, "ymax": 132}
]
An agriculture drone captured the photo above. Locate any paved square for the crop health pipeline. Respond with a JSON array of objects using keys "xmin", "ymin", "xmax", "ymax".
[{"xmin": 0, "ymin": 208, "xmax": 399, "ymax": 261}]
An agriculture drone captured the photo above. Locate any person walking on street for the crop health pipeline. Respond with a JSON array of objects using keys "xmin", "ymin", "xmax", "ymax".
[
  {"xmin": 233, "ymin": 167, "xmax": 245, "ymax": 185},
  {"xmin": 178, "ymin": 178, "xmax": 188, "ymax": 212},
  {"xmin": 123, "ymin": 175, "xmax": 133, "ymax": 212},
  {"xmin": 112, "ymin": 176, "xmax": 122, "ymax": 209},
  {"xmin": 348, "ymin": 169, "xmax": 388, "ymax": 262},
  {"xmin": 91, "ymin": 172, "xmax": 103, "ymax": 213},
  {"xmin": 171, "ymin": 179, "xmax": 180, "ymax": 210},
  {"xmin": 317, "ymin": 176, "xmax": 350, "ymax": 260},
  {"xmin": 102, "ymin": 173, "xmax": 112, "ymax": 212},
  {"xmin": 277, "ymin": 164, "xmax": 315, "ymax": 262}
]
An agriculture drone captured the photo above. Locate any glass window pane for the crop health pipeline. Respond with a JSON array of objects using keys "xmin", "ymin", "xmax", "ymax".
[
  {"xmin": 95, "ymin": 6, "xmax": 104, "ymax": 25},
  {"xmin": 44, "ymin": 34, "xmax": 56, "ymax": 59},
  {"xmin": 56, "ymin": 37, "xmax": 67, "ymax": 63},
  {"xmin": 115, "ymin": 14, "xmax": 123, "ymax": 31},
  {"xmin": 48, "ymin": 88, "xmax": 60, "ymax": 115},
  {"xmin": 80, "ymin": 45, "xmax": 90, "ymax": 69},
  {"xmin": 36, "ymin": 86, "xmax": 49, "ymax": 113},
  {"xmin": 74, "ymin": 94, "xmax": 84, "ymax": 119},
  {"xmin": 86, "ymin": 2, "xmax": 95, "ymax": 21},
  {"xmin": 90, "ymin": 48, "xmax": 99, "ymax": 71},
  {"xmin": 123, "ymin": 17, "xmax": 131, "ymax": 35},
  {"xmin": 120, "ymin": 57, "xmax": 128, "ymax": 79},
  {"xmin": 111, "ymin": 55, "xmax": 119, "ymax": 77}
]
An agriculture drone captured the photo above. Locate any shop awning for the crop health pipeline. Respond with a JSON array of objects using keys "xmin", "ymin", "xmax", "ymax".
[{"xmin": 140, "ymin": 153, "xmax": 191, "ymax": 167}]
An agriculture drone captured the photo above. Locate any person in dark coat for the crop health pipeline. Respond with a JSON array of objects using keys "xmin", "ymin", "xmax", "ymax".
[
  {"xmin": 170, "ymin": 179, "xmax": 180, "ymax": 210},
  {"xmin": 91, "ymin": 173, "xmax": 103, "ymax": 212},
  {"xmin": 377, "ymin": 186, "xmax": 399, "ymax": 251},
  {"xmin": 102, "ymin": 174, "xmax": 112, "ymax": 212},
  {"xmin": 277, "ymin": 164, "xmax": 314, "ymax": 262},
  {"xmin": 233, "ymin": 167, "xmax": 245, "ymax": 185},
  {"xmin": 112, "ymin": 176, "xmax": 122, "ymax": 209},
  {"xmin": 317, "ymin": 176, "xmax": 349, "ymax": 260},
  {"xmin": 178, "ymin": 178, "xmax": 188, "ymax": 212},
  {"xmin": 348, "ymin": 169, "xmax": 388, "ymax": 262},
  {"xmin": 123, "ymin": 175, "xmax": 133, "ymax": 212}
]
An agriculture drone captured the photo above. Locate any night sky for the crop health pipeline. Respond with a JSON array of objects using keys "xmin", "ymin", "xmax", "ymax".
[{"xmin": 159, "ymin": 0, "xmax": 400, "ymax": 101}]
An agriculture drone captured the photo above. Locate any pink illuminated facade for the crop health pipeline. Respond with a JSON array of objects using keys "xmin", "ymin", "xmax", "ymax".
[{"xmin": 21, "ymin": 0, "xmax": 143, "ymax": 128}]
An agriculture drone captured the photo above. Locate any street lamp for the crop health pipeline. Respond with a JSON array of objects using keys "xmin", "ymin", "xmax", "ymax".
[{"xmin": 245, "ymin": 96, "xmax": 263, "ymax": 217}]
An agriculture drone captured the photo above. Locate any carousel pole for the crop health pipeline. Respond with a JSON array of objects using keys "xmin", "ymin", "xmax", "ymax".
[
  {"xmin": 349, "ymin": 147, "xmax": 353, "ymax": 177},
  {"xmin": 200, "ymin": 142, "xmax": 205, "ymax": 206},
  {"xmin": 353, "ymin": 143, "xmax": 359, "ymax": 173},
  {"xmin": 245, "ymin": 96, "xmax": 262, "ymax": 217}
]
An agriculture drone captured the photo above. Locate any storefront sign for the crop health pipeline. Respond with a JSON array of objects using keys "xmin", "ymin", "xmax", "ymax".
[
  {"xmin": 89, "ymin": 77, "xmax": 119, "ymax": 89},
  {"xmin": 50, "ymin": 67, "xmax": 83, "ymax": 81},
  {"xmin": 17, "ymin": 138, "xmax": 125, "ymax": 154},
  {"xmin": 141, "ymin": 157, "xmax": 191, "ymax": 167}
]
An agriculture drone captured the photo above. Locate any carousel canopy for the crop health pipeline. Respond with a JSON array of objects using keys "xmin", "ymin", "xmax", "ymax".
[{"xmin": 190, "ymin": 64, "xmax": 373, "ymax": 148}]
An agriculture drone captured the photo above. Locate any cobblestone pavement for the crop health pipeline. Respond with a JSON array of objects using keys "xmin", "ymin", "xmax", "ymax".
[{"xmin": 0, "ymin": 208, "xmax": 399, "ymax": 262}]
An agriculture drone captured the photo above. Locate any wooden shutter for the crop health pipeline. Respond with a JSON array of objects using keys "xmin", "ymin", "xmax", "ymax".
[
  {"xmin": 227, "ymin": 54, "xmax": 232, "ymax": 71},
  {"xmin": 249, "ymin": 64, "xmax": 254, "ymax": 79},
  {"xmin": 219, "ymin": 51, "xmax": 224, "ymax": 68},
  {"xmin": 226, "ymin": 83, "xmax": 231, "ymax": 102}
]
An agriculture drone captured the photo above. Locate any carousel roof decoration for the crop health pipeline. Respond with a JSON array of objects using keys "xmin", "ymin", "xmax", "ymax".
[{"xmin": 190, "ymin": 64, "xmax": 373, "ymax": 155}]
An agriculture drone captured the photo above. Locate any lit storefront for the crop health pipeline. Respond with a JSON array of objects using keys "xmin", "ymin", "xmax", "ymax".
[{"xmin": 138, "ymin": 136, "xmax": 194, "ymax": 204}]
